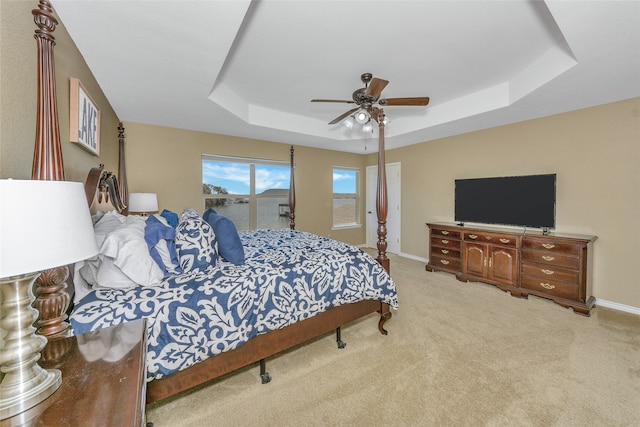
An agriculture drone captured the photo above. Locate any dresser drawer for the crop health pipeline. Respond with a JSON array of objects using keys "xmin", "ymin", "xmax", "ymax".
[
  {"xmin": 522, "ymin": 238, "xmax": 579, "ymax": 255},
  {"xmin": 431, "ymin": 228, "xmax": 461, "ymax": 239},
  {"xmin": 431, "ymin": 247, "xmax": 461, "ymax": 259},
  {"xmin": 521, "ymin": 275, "xmax": 578, "ymax": 300},
  {"xmin": 521, "ymin": 263, "xmax": 579, "ymax": 283},
  {"xmin": 431, "ymin": 236, "xmax": 461, "ymax": 249},
  {"xmin": 464, "ymin": 232, "xmax": 517, "ymax": 247},
  {"xmin": 430, "ymin": 254, "xmax": 461, "ymax": 271},
  {"xmin": 521, "ymin": 250, "xmax": 579, "ymax": 270}
]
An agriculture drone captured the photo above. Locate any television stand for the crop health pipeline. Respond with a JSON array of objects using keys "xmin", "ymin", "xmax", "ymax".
[{"xmin": 425, "ymin": 222, "xmax": 597, "ymax": 316}]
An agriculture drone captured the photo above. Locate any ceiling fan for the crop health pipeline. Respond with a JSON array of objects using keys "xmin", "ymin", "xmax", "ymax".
[{"xmin": 311, "ymin": 73, "xmax": 430, "ymax": 125}]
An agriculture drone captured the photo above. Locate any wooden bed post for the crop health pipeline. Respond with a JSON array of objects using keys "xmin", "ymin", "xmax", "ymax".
[
  {"xmin": 375, "ymin": 109, "xmax": 390, "ymax": 273},
  {"xmin": 118, "ymin": 122, "xmax": 129, "ymax": 215},
  {"xmin": 289, "ymin": 145, "xmax": 296, "ymax": 230},
  {"xmin": 31, "ymin": 0, "xmax": 72, "ymax": 339},
  {"xmin": 31, "ymin": 0, "xmax": 64, "ymax": 181}
]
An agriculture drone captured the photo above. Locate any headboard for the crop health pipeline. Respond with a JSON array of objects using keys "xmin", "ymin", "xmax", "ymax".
[{"xmin": 84, "ymin": 164, "xmax": 126, "ymax": 214}]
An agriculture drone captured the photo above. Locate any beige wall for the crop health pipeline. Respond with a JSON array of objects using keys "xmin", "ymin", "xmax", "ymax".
[
  {"xmin": 1, "ymin": 0, "xmax": 119, "ymax": 182},
  {"xmin": 123, "ymin": 122, "xmax": 366, "ymax": 243},
  {"xmin": 369, "ymin": 97, "xmax": 640, "ymax": 309},
  {"xmin": 2, "ymin": 1, "xmax": 638, "ymax": 310}
]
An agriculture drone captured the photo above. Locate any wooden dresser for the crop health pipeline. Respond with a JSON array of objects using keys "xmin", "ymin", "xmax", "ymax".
[
  {"xmin": 428, "ymin": 226, "xmax": 463, "ymax": 275},
  {"xmin": 1, "ymin": 319, "xmax": 147, "ymax": 426},
  {"xmin": 426, "ymin": 222, "xmax": 596, "ymax": 316}
]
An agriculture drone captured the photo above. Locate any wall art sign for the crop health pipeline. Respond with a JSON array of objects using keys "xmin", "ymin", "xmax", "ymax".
[{"xmin": 70, "ymin": 77, "xmax": 100, "ymax": 155}]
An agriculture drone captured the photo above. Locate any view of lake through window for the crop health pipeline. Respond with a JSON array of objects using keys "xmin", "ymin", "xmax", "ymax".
[
  {"xmin": 202, "ymin": 156, "xmax": 290, "ymax": 231},
  {"xmin": 333, "ymin": 168, "xmax": 358, "ymax": 226}
]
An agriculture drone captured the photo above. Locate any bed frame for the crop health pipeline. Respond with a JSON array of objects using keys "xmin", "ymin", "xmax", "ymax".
[{"xmin": 30, "ymin": 0, "xmax": 393, "ymax": 405}]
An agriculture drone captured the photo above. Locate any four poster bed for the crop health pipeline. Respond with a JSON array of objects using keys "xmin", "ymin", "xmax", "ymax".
[{"xmin": 29, "ymin": 0, "xmax": 397, "ymax": 405}]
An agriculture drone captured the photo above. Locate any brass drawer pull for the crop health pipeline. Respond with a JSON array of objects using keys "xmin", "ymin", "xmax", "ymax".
[
  {"xmin": 441, "ymin": 249, "xmax": 449, "ymax": 254},
  {"xmin": 441, "ymin": 230, "xmax": 449, "ymax": 235},
  {"xmin": 441, "ymin": 239, "xmax": 449, "ymax": 244},
  {"xmin": 542, "ymin": 255, "xmax": 555, "ymax": 261},
  {"xmin": 485, "ymin": 236, "xmax": 492, "ymax": 240},
  {"xmin": 542, "ymin": 243, "xmax": 555, "ymax": 249},
  {"xmin": 541, "ymin": 269, "xmax": 555, "ymax": 275},
  {"xmin": 469, "ymin": 234, "xmax": 478, "ymax": 239},
  {"xmin": 440, "ymin": 259, "xmax": 450, "ymax": 265},
  {"xmin": 500, "ymin": 238, "xmax": 510, "ymax": 243},
  {"xmin": 540, "ymin": 282, "xmax": 555, "ymax": 290}
]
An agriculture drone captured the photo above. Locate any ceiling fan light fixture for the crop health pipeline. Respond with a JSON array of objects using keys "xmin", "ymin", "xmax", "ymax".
[
  {"xmin": 354, "ymin": 110, "xmax": 370, "ymax": 124},
  {"xmin": 362, "ymin": 122, "xmax": 373, "ymax": 133},
  {"xmin": 344, "ymin": 116, "xmax": 355, "ymax": 129}
]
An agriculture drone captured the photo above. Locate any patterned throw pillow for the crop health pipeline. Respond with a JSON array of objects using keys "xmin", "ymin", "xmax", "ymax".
[{"xmin": 175, "ymin": 208, "xmax": 218, "ymax": 272}]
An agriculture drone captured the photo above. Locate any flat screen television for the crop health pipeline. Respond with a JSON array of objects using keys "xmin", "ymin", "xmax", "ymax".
[{"xmin": 454, "ymin": 174, "xmax": 556, "ymax": 230}]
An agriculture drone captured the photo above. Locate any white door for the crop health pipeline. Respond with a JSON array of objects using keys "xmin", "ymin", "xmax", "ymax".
[{"xmin": 366, "ymin": 162, "xmax": 401, "ymax": 254}]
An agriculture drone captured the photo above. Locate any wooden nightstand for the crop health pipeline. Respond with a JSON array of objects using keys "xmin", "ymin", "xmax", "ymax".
[{"xmin": 1, "ymin": 319, "xmax": 147, "ymax": 427}]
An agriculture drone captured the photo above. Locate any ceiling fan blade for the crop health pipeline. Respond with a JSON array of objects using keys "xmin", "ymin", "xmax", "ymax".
[
  {"xmin": 364, "ymin": 78, "xmax": 389, "ymax": 99},
  {"xmin": 328, "ymin": 107, "xmax": 359, "ymax": 125},
  {"xmin": 379, "ymin": 97, "xmax": 430, "ymax": 106},
  {"xmin": 311, "ymin": 99, "xmax": 356, "ymax": 104}
]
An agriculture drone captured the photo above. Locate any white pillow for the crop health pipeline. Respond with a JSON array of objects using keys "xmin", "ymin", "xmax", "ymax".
[
  {"xmin": 74, "ymin": 210, "xmax": 128, "ymax": 301},
  {"xmin": 94, "ymin": 210, "xmax": 126, "ymax": 246},
  {"xmin": 79, "ymin": 211, "xmax": 127, "ymax": 284},
  {"xmin": 95, "ymin": 257, "xmax": 139, "ymax": 289},
  {"xmin": 98, "ymin": 216, "xmax": 164, "ymax": 288}
]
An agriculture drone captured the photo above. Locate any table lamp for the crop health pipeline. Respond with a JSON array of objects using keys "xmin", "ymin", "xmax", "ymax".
[
  {"xmin": 0, "ymin": 180, "xmax": 98, "ymax": 419},
  {"xmin": 128, "ymin": 192, "xmax": 158, "ymax": 216}
]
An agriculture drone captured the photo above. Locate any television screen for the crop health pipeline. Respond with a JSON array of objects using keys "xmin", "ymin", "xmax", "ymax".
[{"xmin": 454, "ymin": 174, "xmax": 556, "ymax": 229}]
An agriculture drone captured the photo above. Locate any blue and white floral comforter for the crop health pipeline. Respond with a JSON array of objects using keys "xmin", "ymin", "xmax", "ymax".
[{"xmin": 70, "ymin": 230, "xmax": 398, "ymax": 380}]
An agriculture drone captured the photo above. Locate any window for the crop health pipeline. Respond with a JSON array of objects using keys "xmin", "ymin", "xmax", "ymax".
[
  {"xmin": 333, "ymin": 167, "xmax": 359, "ymax": 227},
  {"xmin": 202, "ymin": 155, "xmax": 290, "ymax": 231}
]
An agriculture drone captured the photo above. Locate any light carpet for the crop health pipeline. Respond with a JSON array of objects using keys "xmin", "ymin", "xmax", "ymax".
[{"xmin": 146, "ymin": 252, "xmax": 640, "ymax": 426}]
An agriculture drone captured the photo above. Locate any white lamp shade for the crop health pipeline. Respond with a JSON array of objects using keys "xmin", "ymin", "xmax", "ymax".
[
  {"xmin": 0, "ymin": 180, "xmax": 98, "ymax": 278},
  {"xmin": 128, "ymin": 193, "xmax": 158, "ymax": 213}
]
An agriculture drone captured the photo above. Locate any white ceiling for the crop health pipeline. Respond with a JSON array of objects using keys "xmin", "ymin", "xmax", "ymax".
[{"xmin": 52, "ymin": 0, "xmax": 640, "ymax": 154}]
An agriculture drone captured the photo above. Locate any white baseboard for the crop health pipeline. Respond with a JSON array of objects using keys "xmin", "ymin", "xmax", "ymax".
[
  {"xmin": 398, "ymin": 252, "xmax": 428, "ymax": 263},
  {"xmin": 595, "ymin": 299, "xmax": 640, "ymax": 316}
]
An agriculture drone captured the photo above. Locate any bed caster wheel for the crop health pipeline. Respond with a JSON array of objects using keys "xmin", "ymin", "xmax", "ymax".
[
  {"xmin": 336, "ymin": 327, "xmax": 346, "ymax": 349},
  {"xmin": 261, "ymin": 372, "xmax": 272, "ymax": 384}
]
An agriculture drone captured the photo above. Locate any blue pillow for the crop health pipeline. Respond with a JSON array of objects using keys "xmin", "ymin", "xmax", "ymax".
[
  {"xmin": 202, "ymin": 208, "xmax": 217, "ymax": 222},
  {"xmin": 203, "ymin": 208, "xmax": 245, "ymax": 265},
  {"xmin": 160, "ymin": 209, "xmax": 179, "ymax": 228},
  {"xmin": 144, "ymin": 215, "xmax": 182, "ymax": 276},
  {"xmin": 175, "ymin": 209, "xmax": 217, "ymax": 272}
]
